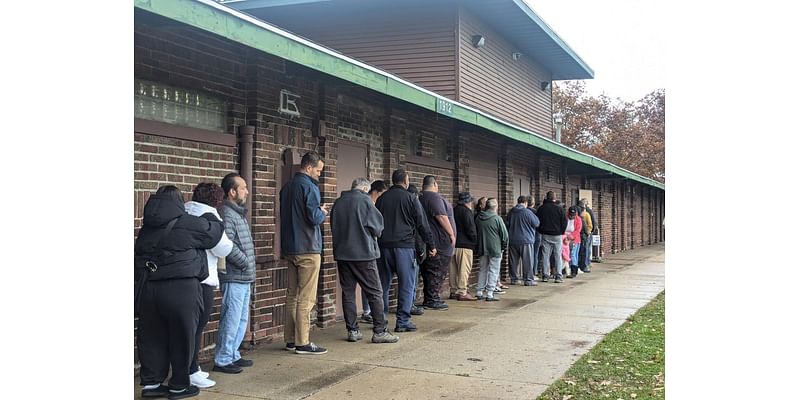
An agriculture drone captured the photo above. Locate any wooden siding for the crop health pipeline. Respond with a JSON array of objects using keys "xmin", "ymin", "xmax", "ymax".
[
  {"xmin": 250, "ymin": 2, "xmax": 457, "ymax": 98},
  {"xmin": 458, "ymin": 6, "xmax": 553, "ymax": 137}
]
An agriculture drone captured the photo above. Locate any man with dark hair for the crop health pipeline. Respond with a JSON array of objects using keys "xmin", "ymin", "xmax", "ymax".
[
  {"xmin": 280, "ymin": 151, "xmax": 330, "ymax": 355},
  {"xmin": 536, "ymin": 191, "xmax": 568, "ymax": 283},
  {"xmin": 418, "ymin": 175, "xmax": 456, "ymax": 310},
  {"xmin": 330, "ymin": 178, "xmax": 399, "ymax": 344},
  {"xmin": 450, "ymin": 192, "xmax": 478, "ymax": 301},
  {"xmin": 526, "ymin": 195, "xmax": 542, "ymax": 279},
  {"xmin": 376, "ymin": 169, "xmax": 435, "ymax": 332},
  {"xmin": 360, "ymin": 179, "xmax": 391, "ymax": 324},
  {"xmin": 214, "ymin": 173, "xmax": 256, "ymax": 374},
  {"xmin": 507, "ymin": 195, "xmax": 540, "ymax": 286}
]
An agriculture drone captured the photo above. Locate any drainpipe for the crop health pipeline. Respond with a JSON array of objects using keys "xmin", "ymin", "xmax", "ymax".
[{"xmin": 238, "ymin": 125, "xmax": 255, "ymax": 222}]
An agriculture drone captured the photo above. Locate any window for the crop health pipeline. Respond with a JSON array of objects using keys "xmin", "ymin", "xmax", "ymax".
[
  {"xmin": 434, "ymin": 135, "xmax": 451, "ymax": 161},
  {"xmin": 407, "ymin": 130, "xmax": 422, "ymax": 157},
  {"xmin": 134, "ymin": 79, "xmax": 226, "ymax": 132}
]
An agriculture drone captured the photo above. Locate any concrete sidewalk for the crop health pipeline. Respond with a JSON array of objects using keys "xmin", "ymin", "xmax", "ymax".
[{"xmin": 133, "ymin": 243, "xmax": 664, "ymax": 399}]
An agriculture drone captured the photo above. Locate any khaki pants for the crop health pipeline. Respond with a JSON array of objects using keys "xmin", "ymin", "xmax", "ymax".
[
  {"xmin": 284, "ymin": 254, "xmax": 321, "ymax": 346},
  {"xmin": 449, "ymin": 248, "xmax": 473, "ymax": 296}
]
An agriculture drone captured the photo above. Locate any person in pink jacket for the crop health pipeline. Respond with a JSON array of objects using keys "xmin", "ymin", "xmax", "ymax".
[{"xmin": 566, "ymin": 206, "xmax": 582, "ymax": 278}]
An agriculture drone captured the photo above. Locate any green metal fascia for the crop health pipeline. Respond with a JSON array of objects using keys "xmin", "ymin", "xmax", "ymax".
[{"xmin": 134, "ymin": 0, "xmax": 663, "ymax": 191}]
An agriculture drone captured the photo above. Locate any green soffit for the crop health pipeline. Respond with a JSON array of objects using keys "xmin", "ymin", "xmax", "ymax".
[{"xmin": 134, "ymin": 0, "xmax": 664, "ymax": 191}]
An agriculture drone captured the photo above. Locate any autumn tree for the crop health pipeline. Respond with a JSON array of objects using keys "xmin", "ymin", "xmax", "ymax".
[{"xmin": 553, "ymin": 81, "xmax": 665, "ymax": 182}]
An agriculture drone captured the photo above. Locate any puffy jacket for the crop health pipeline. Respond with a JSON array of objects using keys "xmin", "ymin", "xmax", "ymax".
[
  {"xmin": 219, "ymin": 201, "xmax": 256, "ymax": 283},
  {"xmin": 135, "ymin": 193, "xmax": 224, "ymax": 281},
  {"xmin": 280, "ymin": 172, "xmax": 326, "ymax": 255},
  {"xmin": 330, "ymin": 189, "xmax": 384, "ymax": 261}
]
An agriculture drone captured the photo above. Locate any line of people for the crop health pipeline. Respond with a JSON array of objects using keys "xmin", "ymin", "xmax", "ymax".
[{"xmin": 134, "ymin": 149, "xmax": 599, "ymax": 398}]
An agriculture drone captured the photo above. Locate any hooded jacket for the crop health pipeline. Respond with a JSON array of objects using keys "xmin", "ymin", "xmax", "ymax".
[
  {"xmin": 135, "ymin": 193, "xmax": 224, "ymax": 281},
  {"xmin": 330, "ymin": 189, "xmax": 384, "ymax": 261},
  {"xmin": 219, "ymin": 201, "xmax": 256, "ymax": 283},
  {"xmin": 476, "ymin": 210, "xmax": 508, "ymax": 258},
  {"xmin": 536, "ymin": 199, "xmax": 568, "ymax": 236},
  {"xmin": 280, "ymin": 172, "xmax": 326, "ymax": 255},
  {"xmin": 506, "ymin": 204, "xmax": 540, "ymax": 245},
  {"xmin": 185, "ymin": 201, "xmax": 234, "ymax": 288}
]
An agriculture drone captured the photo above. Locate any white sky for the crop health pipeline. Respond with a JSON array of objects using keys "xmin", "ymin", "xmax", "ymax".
[{"xmin": 524, "ymin": 0, "xmax": 665, "ymax": 102}]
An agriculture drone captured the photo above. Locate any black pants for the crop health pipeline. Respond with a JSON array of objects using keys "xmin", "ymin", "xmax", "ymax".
[
  {"xmin": 138, "ymin": 278, "xmax": 203, "ymax": 389},
  {"xmin": 578, "ymin": 233, "xmax": 589, "ymax": 270},
  {"xmin": 337, "ymin": 260, "xmax": 387, "ymax": 334},
  {"xmin": 190, "ymin": 284, "xmax": 215, "ymax": 374},
  {"xmin": 421, "ymin": 253, "xmax": 448, "ymax": 304}
]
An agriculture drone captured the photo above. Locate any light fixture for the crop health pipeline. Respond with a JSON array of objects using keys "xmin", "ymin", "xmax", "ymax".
[
  {"xmin": 471, "ymin": 35, "xmax": 485, "ymax": 48},
  {"xmin": 512, "ymin": 52, "xmax": 522, "ymax": 60},
  {"xmin": 540, "ymin": 81, "xmax": 551, "ymax": 91}
]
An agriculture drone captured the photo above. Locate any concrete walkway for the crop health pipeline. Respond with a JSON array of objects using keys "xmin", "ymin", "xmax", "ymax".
[{"xmin": 133, "ymin": 243, "xmax": 664, "ymax": 399}]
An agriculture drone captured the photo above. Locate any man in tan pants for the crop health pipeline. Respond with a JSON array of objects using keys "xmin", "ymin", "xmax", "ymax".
[
  {"xmin": 449, "ymin": 192, "xmax": 478, "ymax": 301},
  {"xmin": 279, "ymin": 151, "xmax": 330, "ymax": 355}
]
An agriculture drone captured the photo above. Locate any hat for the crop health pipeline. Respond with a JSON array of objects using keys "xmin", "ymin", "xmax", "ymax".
[{"xmin": 457, "ymin": 192, "xmax": 475, "ymax": 204}]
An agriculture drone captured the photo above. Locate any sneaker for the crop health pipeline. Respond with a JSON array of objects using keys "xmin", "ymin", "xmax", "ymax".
[
  {"xmin": 581, "ymin": 268, "xmax": 591, "ymax": 273},
  {"xmin": 142, "ymin": 385, "xmax": 170, "ymax": 398},
  {"xmin": 233, "ymin": 358, "xmax": 253, "ymax": 367},
  {"xmin": 493, "ymin": 288, "xmax": 506, "ymax": 294},
  {"xmin": 524, "ymin": 281, "xmax": 537, "ymax": 286},
  {"xmin": 285, "ymin": 342, "xmax": 295, "ymax": 351},
  {"xmin": 555, "ymin": 277, "xmax": 563, "ymax": 283},
  {"xmin": 371, "ymin": 331, "xmax": 400, "ymax": 343},
  {"xmin": 513, "ymin": 280, "xmax": 524, "ymax": 285},
  {"xmin": 394, "ymin": 323, "xmax": 417, "ymax": 332},
  {"xmin": 485, "ymin": 296, "xmax": 500, "ymax": 302},
  {"xmin": 212, "ymin": 363, "xmax": 242, "ymax": 374},
  {"xmin": 189, "ymin": 371, "xmax": 216, "ymax": 389},
  {"xmin": 542, "ymin": 276, "xmax": 550, "ymax": 283},
  {"xmin": 295, "ymin": 342, "xmax": 328, "ymax": 355},
  {"xmin": 167, "ymin": 385, "xmax": 200, "ymax": 400},
  {"xmin": 410, "ymin": 306, "xmax": 425, "ymax": 315},
  {"xmin": 422, "ymin": 301, "xmax": 449, "ymax": 310},
  {"xmin": 360, "ymin": 313, "xmax": 374, "ymax": 324},
  {"xmin": 347, "ymin": 330, "xmax": 363, "ymax": 342},
  {"xmin": 497, "ymin": 283, "xmax": 510, "ymax": 289},
  {"xmin": 566, "ymin": 273, "xmax": 575, "ymax": 279},
  {"xmin": 195, "ymin": 367, "xmax": 209, "ymax": 379}
]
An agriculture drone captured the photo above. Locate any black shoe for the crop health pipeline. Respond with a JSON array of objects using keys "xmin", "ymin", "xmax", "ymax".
[
  {"xmin": 485, "ymin": 296, "xmax": 500, "ymax": 302},
  {"xmin": 394, "ymin": 323, "xmax": 418, "ymax": 332},
  {"xmin": 360, "ymin": 313, "xmax": 374, "ymax": 324},
  {"xmin": 295, "ymin": 342, "xmax": 328, "ymax": 355},
  {"xmin": 212, "ymin": 363, "xmax": 243, "ymax": 374},
  {"xmin": 410, "ymin": 306, "xmax": 425, "ymax": 315},
  {"xmin": 581, "ymin": 267, "xmax": 591, "ymax": 273},
  {"xmin": 167, "ymin": 385, "xmax": 199, "ymax": 400},
  {"xmin": 285, "ymin": 342, "xmax": 295, "ymax": 351},
  {"xmin": 566, "ymin": 273, "xmax": 575, "ymax": 279},
  {"xmin": 233, "ymin": 358, "xmax": 253, "ymax": 367},
  {"xmin": 422, "ymin": 301, "xmax": 449, "ymax": 310},
  {"xmin": 142, "ymin": 385, "xmax": 170, "ymax": 398}
]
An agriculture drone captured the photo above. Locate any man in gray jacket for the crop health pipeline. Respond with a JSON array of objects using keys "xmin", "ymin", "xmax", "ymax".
[
  {"xmin": 330, "ymin": 178, "xmax": 399, "ymax": 344},
  {"xmin": 214, "ymin": 173, "xmax": 256, "ymax": 374}
]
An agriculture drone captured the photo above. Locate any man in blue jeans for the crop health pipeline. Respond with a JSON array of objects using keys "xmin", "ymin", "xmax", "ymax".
[
  {"xmin": 375, "ymin": 169, "xmax": 435, "ymax": 332},
  {"xmin": 213, "ymin": 173, "xmax": 256, "ymax": 374}
]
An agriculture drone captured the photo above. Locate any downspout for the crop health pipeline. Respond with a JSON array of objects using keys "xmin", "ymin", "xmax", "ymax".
[{"xmin": 238, "ymin": 125, "xmax": 255, "ymax": 222}]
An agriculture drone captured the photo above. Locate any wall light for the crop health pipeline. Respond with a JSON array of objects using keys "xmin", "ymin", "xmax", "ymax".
[
  {"xmin": 540, "ymin": 81, "xmax": 551, "ymax": 91},
  {"xmin": 471, "ymin": 35, "xmax": 485, "ymax": 48}
]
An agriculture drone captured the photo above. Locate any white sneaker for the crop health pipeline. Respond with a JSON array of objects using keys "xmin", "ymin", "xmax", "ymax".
[
  {"xmin": 189, "ymin": 371, "xmax": 216, "ymax": 388},
  {"xmin": 196, "ymin": 367, "xmax": 209, "ymax": 379}
]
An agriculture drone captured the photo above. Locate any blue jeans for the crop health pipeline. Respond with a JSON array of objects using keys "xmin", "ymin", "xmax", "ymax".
[
  {"xmin": 377, "ymin": 248, "xmax": 416, "ymax": 328},
  {"xmin": 214, "ymin": 282, "xmax": 250, "ymax": 366},
  {"xmin": 570, "ymin": 241, "xmax": 581, "ymax": 267}
]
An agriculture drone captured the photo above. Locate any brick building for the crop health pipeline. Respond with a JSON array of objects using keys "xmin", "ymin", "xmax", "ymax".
[{"xmin": 134, "ymin": 0, "xmax": 665, "ymax": 368}]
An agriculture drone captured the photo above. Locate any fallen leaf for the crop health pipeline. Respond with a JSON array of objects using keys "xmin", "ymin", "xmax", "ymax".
[
  {"xmin": 630, "ymin": 394, "xmax": 637, "ymax": 398},
  {"xmin": 565, "ymin": 380, "xmax": 576, "ymax": 386},
  {"xmin": 588, "ymin": 360, "xmax": 600, "ymax": 364},
  {"xmin": 562, "ymin": 396, "xmax": 573, "ymax": 400},
  {"xmin": 600, "ymin": 381, "xmax": 612, "ymax": 386}
]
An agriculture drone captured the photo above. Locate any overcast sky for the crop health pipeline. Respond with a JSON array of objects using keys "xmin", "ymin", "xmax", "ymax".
[{"xmin": 524, "ymin": 0, "xmax": 665, "ymax": 102}]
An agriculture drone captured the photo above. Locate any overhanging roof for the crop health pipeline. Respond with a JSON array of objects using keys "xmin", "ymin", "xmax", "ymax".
[
  {"xmin": 134, "ymin": 0, "xmax": 662, "ymax": 191},
  {"xmin": 222, "ymin": 0, "xmax": 593, "ymax": 80}
]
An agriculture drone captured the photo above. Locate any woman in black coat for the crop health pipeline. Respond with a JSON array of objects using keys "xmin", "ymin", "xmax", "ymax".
[{"xmin": 135, "ymin": 185, "xmax": 224, "ymax": 399}]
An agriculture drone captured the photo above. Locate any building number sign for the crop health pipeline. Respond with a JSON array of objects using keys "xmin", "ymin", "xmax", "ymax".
[{"xmin": 436, "ymin": 98, "xmax": 454, "ymax": 116}]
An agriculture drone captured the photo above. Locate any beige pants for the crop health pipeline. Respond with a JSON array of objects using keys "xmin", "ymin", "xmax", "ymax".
[
  {"xmin": 449, "ymin": 248, "xmax": 474, "ymax": 295},
  {"xmin": 284, "ymin": 254, "xmax": 321, "ymax": 346}
]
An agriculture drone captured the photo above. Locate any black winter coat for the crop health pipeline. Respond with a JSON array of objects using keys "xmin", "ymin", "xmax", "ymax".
[
  {"xmin": 536, "ymin": 199, "xmax": 568, "ymax": 236},
  {"xmin": 135, "ymin": 194, "xmax": 225, "ymax": 281}
]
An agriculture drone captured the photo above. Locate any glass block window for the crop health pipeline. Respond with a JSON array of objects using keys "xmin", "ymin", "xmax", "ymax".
[
  {"xmin": 135, "ymin": 79, "xmax": 226, "ymax": 132},
  {"xmin": 434, "ymin": 135, "xmax": 451, "ymax": 161}
]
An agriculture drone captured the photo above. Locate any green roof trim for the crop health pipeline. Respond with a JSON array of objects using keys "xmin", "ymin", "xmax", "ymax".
[{"xmin": 134, "ymin": 0, "xmax": 664, "ymax": 191}]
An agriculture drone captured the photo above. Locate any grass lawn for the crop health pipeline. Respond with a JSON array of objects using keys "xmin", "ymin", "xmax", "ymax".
[{"xmin": 537, "ymin": 291, "xmax": 665, "ymax": 400}]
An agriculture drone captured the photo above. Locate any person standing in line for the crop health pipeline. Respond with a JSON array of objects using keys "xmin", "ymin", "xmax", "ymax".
[
  {"xmin": 214, "ymin": 173, "xmax": 256, "ymax": 373},
  {"xmin": 536, "ymin": 191, "xmax": 568, "ymax": 283},
  {"xmin": 578, "ymin": 200, "xmax": 593, "ymax": 274},
  {"xmin": 506, "ymin": 196, "xmax": 540, "ymax": 286},
  {"xmin": 565, "ymin": 206, "xmax": 583, "ymax": 279},
  {"xmin": 184, "ymin": 183, "xmax": 233, "ymax": 389},
  {"xmin": 330, "ymin": 177, "xmax": 400, "ymax": 344},
  {"xmin": 359, "ymin": 180, "xmax": 390, "ymax": 325},
  {"xmin": 407, "ymin": 184, "xmax": 428, "ymax": 316},
  {"xmin": 375, "ymin": 169, "xmax": 435, "ymax": 333},
  {"xmin": 418, "ymin": 175, "xmax": 457, "ymax": 310},
  {"xmin": 449, "ymin": 192, "xmax": 478, "ymax": 301},
  {"xmin": 475, "ymin": 197, "xmax": 487, "ymax": 218},
  {"xmin": 581, "ymin": 198, "xmax": 598, "ymax": 271},
  {"xmin": 280, "ymin": 151, "xmax": 330, "ymax": 355},
  {"xmin": 526, "ymin": 196, "xmax": 542, "ymax": 280},
  {"xmin": 474, "ymin": 198, "xmax": 508, "ymax": 301},
  {"xmin": 136, "ymin": 185, "xmax": 224, "ymax": 399}
]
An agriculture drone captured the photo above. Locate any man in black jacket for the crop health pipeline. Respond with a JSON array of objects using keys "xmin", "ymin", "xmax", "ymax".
[
  {"xmin": 135, "ymin": 185, "xmax": 224, "ymax": 399},
  {"xmin": 536, "ymin": 191, "xmax": 568, "ymax": 283},
  {"xmin": 375, "ymin": 169, "xmax": 435, "ymax": 332},
  {"xmin": 449, "ymin": 192, "xmax": 478, "ymax": 301},
  {"xmin": 331, "ymin": 177, "xmax": 400, "ymax": 344}
]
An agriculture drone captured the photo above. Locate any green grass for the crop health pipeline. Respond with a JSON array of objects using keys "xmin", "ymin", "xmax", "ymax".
[{"xmin": 537, "ymin": 291, "xmax": 665, "ymax": 400}]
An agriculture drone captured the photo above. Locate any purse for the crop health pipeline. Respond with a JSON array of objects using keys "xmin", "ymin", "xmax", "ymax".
[{"xmin": 134, "ymin": 217, "xmax": 178, "ymax": 317}]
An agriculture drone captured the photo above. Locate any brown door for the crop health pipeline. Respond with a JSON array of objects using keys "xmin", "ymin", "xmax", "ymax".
[
  {"xmin": 468, "ymin": 148, "xmax": 498, "ymax": 202},
  {"xmin": 334, "ymin": 140, "xmax": 368, "ymax": 320}
]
